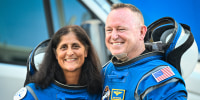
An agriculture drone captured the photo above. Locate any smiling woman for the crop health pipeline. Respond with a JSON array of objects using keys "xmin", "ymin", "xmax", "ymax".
[
  {"xmin": 54, "ymin": 31, "xmax": 88, "ymax": 85},
  {"xmin": 14, "ymin": 25, "xmax": 102, "ymax": 100}
]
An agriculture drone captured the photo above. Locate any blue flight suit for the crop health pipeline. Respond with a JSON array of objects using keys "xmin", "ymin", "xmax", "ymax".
[
  {"xmin": 14, "ymin": 80, "xmax": 101, "ymax": 100},
  {"xmin": 102, "ymin": 52, "xmax": 187, "ymax": 100}
]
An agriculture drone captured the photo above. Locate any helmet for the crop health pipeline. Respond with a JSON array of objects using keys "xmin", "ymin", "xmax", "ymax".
[
  {"xmin": 24, "ymin": 39, "xmax": 50, "ymax": 86},
  {"xmin": 145, "ymin": 17, "xmax": 198, "ymax": 79}
]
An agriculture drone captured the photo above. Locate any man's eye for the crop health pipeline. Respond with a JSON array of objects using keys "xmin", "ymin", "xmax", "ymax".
[
  {"xmin": 106, "ymin": 29, "xmax": 112, "ymax": 32},
  {"xmin": 118, "ymin": 29, "xmax": 125, "ymax": 32}
]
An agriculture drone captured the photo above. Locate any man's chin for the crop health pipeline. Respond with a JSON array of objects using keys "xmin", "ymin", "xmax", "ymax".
[
  {"xmin": 112, "ymin": 52, "xmax": 129, "ymax": 61},
  {"xmin": 110, "ymin": 50, "xmax": 123, "ymax": 55},
  {"xmin": 111, "ymin": 52, "xmax": 121, "ymax": 56}
]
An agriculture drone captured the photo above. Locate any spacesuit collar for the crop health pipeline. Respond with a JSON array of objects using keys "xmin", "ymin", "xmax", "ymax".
[
  {"xmin": 111, "ymin": 49, "xmax": 163, "ymax": 67},
  {"xmin": 111, "ymin": 49, "xmax": 147, "ymax": 64},
  {"xmin": 53, "ymin": 80, "xmax": 87, "ymax": 90}
]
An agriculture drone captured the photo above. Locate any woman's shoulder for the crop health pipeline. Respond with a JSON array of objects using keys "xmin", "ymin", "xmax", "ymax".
[
  {"xmin": 26, "ymin": 83, "xmax": 36, "ymax": 88},
  {"xmin": 13, "ymin": 83, "xmax": 37, "ymax": 100}
]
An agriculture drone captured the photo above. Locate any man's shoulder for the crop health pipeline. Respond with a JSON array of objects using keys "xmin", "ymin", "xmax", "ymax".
[
  {"xmin": 102, "ymin": 60, "xmax": 112, "ymax": 68},
  {"xmin": 135, "ymin": 65, "xmax": 186, "ymax": 99}
]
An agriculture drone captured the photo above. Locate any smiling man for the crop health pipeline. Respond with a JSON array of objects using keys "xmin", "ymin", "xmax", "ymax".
[
  {"xmin": 102, "ymin": 3, "xmax": 187, "ymax": 100},
  {"xmin": 105, "ymin": 4, "xmax": 146, "ymax": 61}
]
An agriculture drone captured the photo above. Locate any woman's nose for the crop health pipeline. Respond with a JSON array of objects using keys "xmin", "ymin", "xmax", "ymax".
[{"xmin": 66, "ymin": 48, "xmax": 74, "ymax": 56}]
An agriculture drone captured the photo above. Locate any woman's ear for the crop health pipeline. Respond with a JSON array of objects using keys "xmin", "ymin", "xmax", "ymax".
[
  {"xmin": 53, "ymin": 48, "xmax": 58, "ymax": 59},
  {"xmin": 84, "ymin": 48, "xmax": 88, "ymax": 58}
]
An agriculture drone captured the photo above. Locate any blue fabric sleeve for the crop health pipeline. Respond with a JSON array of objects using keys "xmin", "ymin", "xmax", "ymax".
[{"xmin": 21, "ymin": 90, "xmax": 35, "ymax": 100}]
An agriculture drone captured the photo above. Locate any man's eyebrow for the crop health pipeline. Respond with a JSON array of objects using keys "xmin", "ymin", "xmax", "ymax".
[{"xmin": 105, "ymin": 26, "xmax": 111, "ymax": 29}]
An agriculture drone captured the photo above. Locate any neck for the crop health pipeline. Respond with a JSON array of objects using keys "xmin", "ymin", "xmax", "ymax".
[
  {"xmin": 63, "ymin": 70, "xmax": 81, "ymax": 85},
  {"xmin": 128, "ymin": 44, "xmax": 146, "ymax": 60}
]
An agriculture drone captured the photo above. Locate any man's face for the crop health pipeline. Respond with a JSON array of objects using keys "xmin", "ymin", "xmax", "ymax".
[{"xmin": 105, "ymin": 8, "xmax": 145, "ymax": 59}]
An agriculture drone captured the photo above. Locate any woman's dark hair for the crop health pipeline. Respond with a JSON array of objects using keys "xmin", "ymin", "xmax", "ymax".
[{"xmin": 33, "ymin": 25, "xmax": 102, "ymax": 94}]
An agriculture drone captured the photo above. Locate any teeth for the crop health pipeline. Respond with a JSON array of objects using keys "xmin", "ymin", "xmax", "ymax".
[
  {"xmin": 113, "ymin": 43, "xmax": 121, "ymax": 45},
  {"xmin": 65, "ymin": 59, "xmax": 75, "ymax": 61}
]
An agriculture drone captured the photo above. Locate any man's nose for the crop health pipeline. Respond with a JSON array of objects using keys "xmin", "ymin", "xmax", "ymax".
[{"xmin": 111, "ymin": 30, "xmax": 119, "ymax": 40}]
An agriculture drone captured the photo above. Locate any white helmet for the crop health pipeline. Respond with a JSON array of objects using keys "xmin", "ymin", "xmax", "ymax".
[{"xmin": 145, "ymin": 17, "xmax": 198, "ymax": 79}]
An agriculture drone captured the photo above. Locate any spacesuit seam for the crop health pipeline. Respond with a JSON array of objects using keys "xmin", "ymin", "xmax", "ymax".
[
  {"xmin": 25, "ymin": 86, "xmax": 38, "ymax": 100},
  {"xmin": 140, "ymin": 78, "xmax": 180, "ymax": 99}
]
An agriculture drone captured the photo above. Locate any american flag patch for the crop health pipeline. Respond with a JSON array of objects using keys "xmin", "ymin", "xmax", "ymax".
[{"xmin": 152, "ymin": 66, "xmax": 175, "ymax": 82}]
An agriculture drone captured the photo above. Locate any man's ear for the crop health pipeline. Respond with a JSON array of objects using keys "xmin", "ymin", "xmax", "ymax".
[
  {"xmin": 53, "ymin": 48, "xmax": 58, "ymax": 59},
  {"xmin": 140, "ymin": 25, "xmax": 147, "ymax": 40}
]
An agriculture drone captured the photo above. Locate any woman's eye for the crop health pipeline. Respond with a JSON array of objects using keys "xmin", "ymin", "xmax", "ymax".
[
  {"xmin": 72, "ymin": 44, "xmax": 80, "ymax": 49},
  {"xmin": 60, "ymin": 45, "xmax": 67, "ymax": 50}
]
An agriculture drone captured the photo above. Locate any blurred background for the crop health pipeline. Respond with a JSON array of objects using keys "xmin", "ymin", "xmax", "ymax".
[{"xmin": 0, "ymin": 0, "xmax": 199, "ymax": 100}]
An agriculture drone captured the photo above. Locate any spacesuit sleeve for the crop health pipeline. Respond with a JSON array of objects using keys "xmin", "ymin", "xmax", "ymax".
[
  {"xmin": 142, "ymin": 79, "xmax": 187, "ymax": 100},
  {"xmin": 166, "ymin": 90, "xmax": 187, "ymax": 100},
  {"xmin": 22, "ymin": 90, "xmax": 36, "ymax": 100},
  {"xmin": 134, "ymin": 66, "xmax": 187, "ymax": 100},
  {"xmin": 13, "ymin": 86, "xmax": 37, "ymax": 100}
]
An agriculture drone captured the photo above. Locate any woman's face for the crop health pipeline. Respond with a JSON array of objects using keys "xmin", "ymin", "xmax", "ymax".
[{"xmin": 55, "ymin": 32, "xmax": 88, "ymax": 73}]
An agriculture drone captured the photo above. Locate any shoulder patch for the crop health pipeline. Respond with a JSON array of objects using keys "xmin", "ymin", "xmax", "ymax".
[
  {"xmin": 152, "ymin": 66, "xmax": 175, "ymax": 82},
  {"xmin": 13, "ymin": 87, "xmax": 27, "ymax": 100},
  {"xmin": 102, "ymin": 86, "xmax": 111, "ymax": 100}
]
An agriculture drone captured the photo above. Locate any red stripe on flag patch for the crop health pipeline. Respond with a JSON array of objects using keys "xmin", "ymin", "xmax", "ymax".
[{"xmin": 152, "ymin": 66, "xmax": 175, "ymax": 82}]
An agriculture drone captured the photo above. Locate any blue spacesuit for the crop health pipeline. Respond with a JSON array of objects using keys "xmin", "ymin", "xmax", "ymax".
[
  {"xmin": 101, "ymin": 51, "xmax": 187, "ymax": 100},
  {"xmin": 14, "ymin": 80, "xmax": 101, "ymax": 100}
]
